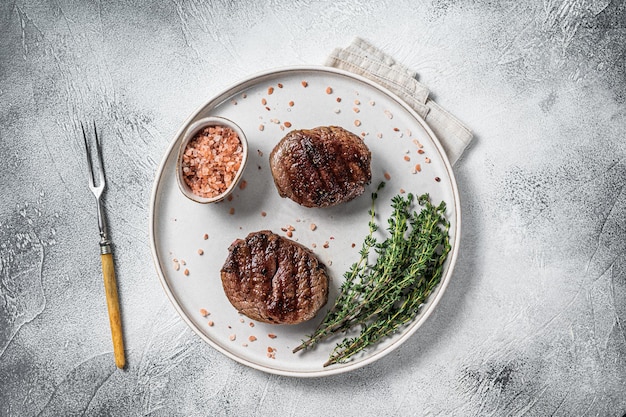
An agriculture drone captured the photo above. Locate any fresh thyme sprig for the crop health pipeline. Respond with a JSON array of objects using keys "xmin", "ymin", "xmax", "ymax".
[{"xmin": 292, "ymin": 182, "xmax": 451, "ymax": 366}]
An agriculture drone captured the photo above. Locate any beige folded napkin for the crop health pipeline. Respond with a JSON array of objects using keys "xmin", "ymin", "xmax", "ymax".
[{"xmin": 326, "ymin": 37, "xmax": 473, "ymax": 165}]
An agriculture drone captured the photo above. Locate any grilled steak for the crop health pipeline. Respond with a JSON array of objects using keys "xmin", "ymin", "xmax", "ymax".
[
  {"xmin": 220, "ymin": 230, "xmax": 329, "ymax": 324},
  {"xmin": 269, "ymin": 126, "xmax": 371, "ymax": 208}
]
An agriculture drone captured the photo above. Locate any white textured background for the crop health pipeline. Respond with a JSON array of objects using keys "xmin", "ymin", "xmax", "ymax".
[{"xmin": 1, "ymin": 1, "xmax": 625, "ymax": 416}]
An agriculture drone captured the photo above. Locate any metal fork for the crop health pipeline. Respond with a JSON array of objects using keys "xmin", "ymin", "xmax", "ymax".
[{"xmin": 81, "ymin": 122, "xmax": 126, "ymax": 369}]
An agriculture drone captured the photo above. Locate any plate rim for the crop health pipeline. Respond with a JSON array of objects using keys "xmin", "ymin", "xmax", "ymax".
[{"xmin": 148, "ymin": 65, "xmax": 461, "ymax": 377}]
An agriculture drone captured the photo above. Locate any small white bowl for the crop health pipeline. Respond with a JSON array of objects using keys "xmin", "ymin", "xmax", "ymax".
[{"xmin": 176, "ymin": 116, "xmax": 248, "ymax": 204}]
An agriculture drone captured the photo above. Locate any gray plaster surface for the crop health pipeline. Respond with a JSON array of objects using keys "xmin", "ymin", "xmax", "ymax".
[{"xmin": 1, "ymin": 0, "xmax": 625, "ymax": 416}]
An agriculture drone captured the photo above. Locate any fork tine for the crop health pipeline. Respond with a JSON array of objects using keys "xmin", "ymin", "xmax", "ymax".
[
  {"xmin": 92, "ymin": 122, "xmax": 106, "ymax": 188},
  {"xmin": 81, "ymin": 122, "xmax": 96, "ymax": 187}
]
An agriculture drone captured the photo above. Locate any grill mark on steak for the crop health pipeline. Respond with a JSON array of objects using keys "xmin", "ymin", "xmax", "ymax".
[
  {"xmin": 269, "ymin": 126, "xmax": 371, "ymax": 208},
  {"xmin": 301, "ymin": 135, "xmax": 339, "ymax": 206},
  {"xmin": 221, "ymin": 230, "xmax": 329, "ymax": 324}
]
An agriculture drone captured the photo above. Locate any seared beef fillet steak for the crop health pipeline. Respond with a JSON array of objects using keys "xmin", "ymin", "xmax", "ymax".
[
  {"xmin": 220, "ymin": 230, "xmax": 329, "ymax": 324},
  {"xmin": 269, "ymin": 126, "xmax": 371, "ymax": 208}
]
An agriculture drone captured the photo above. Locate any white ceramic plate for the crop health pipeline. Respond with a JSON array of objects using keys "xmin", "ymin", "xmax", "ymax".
[{"xmin": 149, "ymin": 66, "xmax": 460, "ymax": 377}]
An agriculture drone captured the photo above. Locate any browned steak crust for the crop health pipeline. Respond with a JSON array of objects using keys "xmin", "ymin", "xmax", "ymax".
[
  {"xmin": 269, "ymin": 126, "xmax": 371, "ymax": 208},
  {"xmin": 220, "ymin": 230, "xmax": 329, "ymax": 324}
]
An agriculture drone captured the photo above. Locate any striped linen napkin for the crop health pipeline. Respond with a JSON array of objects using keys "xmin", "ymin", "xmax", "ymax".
[{"xmin": 326, "ymin": 37, "xmax": 473, "ymax": 165}]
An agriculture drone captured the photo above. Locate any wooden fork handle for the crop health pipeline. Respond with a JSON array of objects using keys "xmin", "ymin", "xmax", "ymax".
[{"xmin": 101, "ymin": 252, "xmax": 126, "ymax": 369}]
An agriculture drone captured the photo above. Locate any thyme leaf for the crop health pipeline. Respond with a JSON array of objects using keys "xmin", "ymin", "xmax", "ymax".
[{"xmin": 292, "ymin": 182, "xmax": 451, "ymax": 367}]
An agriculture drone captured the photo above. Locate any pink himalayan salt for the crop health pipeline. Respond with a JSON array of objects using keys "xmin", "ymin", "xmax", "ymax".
[{"xmin": 182, "ymin": 125, "xmax": 243, "ymax": 198}]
